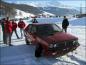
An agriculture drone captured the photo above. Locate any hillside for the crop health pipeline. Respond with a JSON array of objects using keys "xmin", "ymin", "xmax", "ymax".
[
  {"xmin": 38, "ymin": 7, "xmax": 79, "ymax": 16},
  {"xmin": 0, "ymin": 1, "xmax": 16, "ymax": 17},
  {"xmin": 0, "ymin": 0, "xmax": 80, "ymax": 18},
  {"xmin": 10, "ymin": 3, "xmax": 42, "ymax": 15},
  {"xmin": 0, "ymin": 1, "xmax": 42, "ymax": 17},
  {"xmin": 26, "ymin": 1, "xmax": 79, "ymax": 16}
]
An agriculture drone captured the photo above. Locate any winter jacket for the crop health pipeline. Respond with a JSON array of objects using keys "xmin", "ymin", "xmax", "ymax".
[
  {"xmin": 32, "ymin": 18, "xmax": 38, "ymax": 23},
  {"xmin": 0, "ymin": 19, "xmax": 6, "ymax": 32},
  {"xmin": 12, "ymin": 22, "xmax": 17, "ymax": 31},
  {"xmin": 18, "ymin": 21, "xmax": 25, "ymax": 29},
  {"xmin": 4, "ymin": 20, "xmax": 12, "ymax": 33},
  {"xmin": 62, "ymin": 19, "xmax": 69, "ymax": 28},
  {"xmin": 1, "ymin": 21, "xmax": 4, "ymax": 32}
]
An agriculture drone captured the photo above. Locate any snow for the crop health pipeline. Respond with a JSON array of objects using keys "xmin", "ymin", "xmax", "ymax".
[
  {"xmin": 0, "ymin": 17, "xmax": 86, "ymax": 65},
  {"xmin": 15, "ymin": 9, "xmax": 35, "ymax": 18},
  {"xmin": 69, "ymin": 17, "xmax": 86, "ymax": 26},
  {"xmin": 43, "ymin": 11, "xmax": 55, "ymax": 16}
]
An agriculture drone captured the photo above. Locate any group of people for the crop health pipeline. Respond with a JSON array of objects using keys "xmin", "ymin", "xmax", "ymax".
[
  {"xmin": 0, "ymin": 16, "xmax": 69, "ymax": 46},
  {"xmin": 0, "ymin": 17, "xmax": 26, "ymax": 46}
]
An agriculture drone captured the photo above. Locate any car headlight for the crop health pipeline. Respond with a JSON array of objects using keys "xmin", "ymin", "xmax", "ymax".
[
  {"xmin": 54, "ymin": 44, "xmax": 57, "ymax": 47},
  {"xmin": 49, "ymin": 44, "xmax": 53, "ymax": 48},
  {"xmin": 73, "ymin": 40, "xmax": 78, "ymax": 44},
  {"xmin": 73, "ymin": 40, "xmax": 79, "ymax": 46},
  {"xmin": 49, "ymin": 44, "xmax": 57, "ymax": 48}
]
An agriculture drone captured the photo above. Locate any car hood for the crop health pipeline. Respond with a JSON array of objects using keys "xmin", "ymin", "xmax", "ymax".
[{"xmin": 41, "ymin": 32, "xmax": 78, "ymax": 43}]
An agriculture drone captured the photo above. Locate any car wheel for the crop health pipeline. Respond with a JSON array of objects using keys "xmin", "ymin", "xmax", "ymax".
[
  {"xmin": 25, "ymin": 39, "xmax": 30, "ymax": 45},
  {"xmin": 35, "ymin": 44, "xmax": 43, "ymax": 57}
]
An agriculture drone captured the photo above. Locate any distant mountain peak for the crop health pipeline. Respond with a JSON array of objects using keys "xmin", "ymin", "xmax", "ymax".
[{"xmin": 24, "ymin": 1, "xmax": 61, "ymax": 7}]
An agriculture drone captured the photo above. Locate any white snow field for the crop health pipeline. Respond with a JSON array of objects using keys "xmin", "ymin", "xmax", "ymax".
[{"xmin": 0, "ymin": 17, "xmax": 86, "ymax": 65}]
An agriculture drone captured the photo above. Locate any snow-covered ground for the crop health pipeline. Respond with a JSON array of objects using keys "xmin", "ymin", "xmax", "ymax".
[
  {"xmin": 0, "ymin": 17, "xmax": 86, "ymax": 65},
  {"xmin": 15, "ymin": 9, "xmax": 35, "ymax": 18}
]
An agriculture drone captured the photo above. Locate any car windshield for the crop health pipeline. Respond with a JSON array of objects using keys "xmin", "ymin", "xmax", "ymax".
[{"xmin": 36, "ymin": 24, "xmax": 62, "ymax": 36}]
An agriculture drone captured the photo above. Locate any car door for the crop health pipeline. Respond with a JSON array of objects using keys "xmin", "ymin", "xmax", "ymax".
[{"xmin": 28, "ymin": 25, "xmax": 37, "ymax": 43}]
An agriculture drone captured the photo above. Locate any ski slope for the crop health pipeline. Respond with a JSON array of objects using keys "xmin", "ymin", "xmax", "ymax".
[{"xmin": 0, "ymin": 17, "xmax": 86, "ymax": 65}]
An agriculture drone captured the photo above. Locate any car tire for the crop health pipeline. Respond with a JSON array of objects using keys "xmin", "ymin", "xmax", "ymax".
[
  {"xmin": 35, "ymin": 44, "xmax": 43, "ymax": 57},
  {"xmin": 25, "ymin": 39, "xmax": 30, "ymax": 45}
]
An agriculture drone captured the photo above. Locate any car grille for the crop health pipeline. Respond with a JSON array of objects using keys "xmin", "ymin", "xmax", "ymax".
[{"xmin": 48, "ymin": 40, "xmax": 79, "ymax": 51}]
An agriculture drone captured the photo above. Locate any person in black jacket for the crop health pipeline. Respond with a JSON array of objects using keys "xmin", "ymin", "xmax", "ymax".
[
  {"xmin": 62, "ymin": 16, "xmax": 69, "ymax": 33},
  {"xmin": 32, "ymin": 18, "xmax": 38, "ymax": 23}
]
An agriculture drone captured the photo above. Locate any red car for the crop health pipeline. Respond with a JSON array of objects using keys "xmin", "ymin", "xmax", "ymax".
[{"xmin": 24, "ymin": 23, "xmax": 79, "ymax": 57}]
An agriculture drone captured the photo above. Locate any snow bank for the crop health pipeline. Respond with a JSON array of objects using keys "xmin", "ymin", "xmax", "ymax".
[
  {"xmin": 70, "ymin": 17, "xmax": 86, "ymax": 26},
  {"xmin": 15, "ymin": 9, "xmax": 35, "ymax": 18}
]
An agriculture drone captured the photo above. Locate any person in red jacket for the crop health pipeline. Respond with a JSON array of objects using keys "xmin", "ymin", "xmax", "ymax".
[
  {"xmin": 4, "ymin": 17, "xmax": 13, "ymax": 46},
  {"xmin": 18, "ymin": 18, "xmax": 25, "ymax": 39},
  {"xmin": 11, "ymin": 19, "xmax": 19, "ymax": 39}
]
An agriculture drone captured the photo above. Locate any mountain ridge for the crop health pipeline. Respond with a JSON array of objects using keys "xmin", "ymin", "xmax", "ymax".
[{"xmin": 0, "ymin": 1, "xmax": 79, "ymax": 18}]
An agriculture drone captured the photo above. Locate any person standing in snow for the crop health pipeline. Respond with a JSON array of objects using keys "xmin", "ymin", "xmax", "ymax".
[
  {"xmin": 62, "ymin": 16, "xmax": 69, "ymax": 33},
  {"xmin": 1, "ymin": 18, "xmax": 6, "ymax": 44},
  {"xmin": 31, "ymin": 16, "xmax": 38, "ymax": 23},
  {"xmin": 18, "ymin": 18, "xmax": 25, "ymax": 39},
  {"xmin": 32, "ymin": 18, "xmax": 38, "ymax": 23},
  {"xmin": 11, "ymin": 19, "xmax": 19, "ymax": 39},
  {"xmin": 4, "ymin": 17, "xmax": 13, "ymax": 46}
]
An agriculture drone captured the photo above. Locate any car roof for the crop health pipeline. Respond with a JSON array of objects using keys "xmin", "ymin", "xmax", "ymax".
[{"xmin": 29, "ymin": 23, "xmax": 55, "ymax": 25}]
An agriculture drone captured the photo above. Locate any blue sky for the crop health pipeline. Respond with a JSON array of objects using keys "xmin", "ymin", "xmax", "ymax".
[{"xmin": 3, "ymin": 0, "xmax": 86, "ymax": 7}]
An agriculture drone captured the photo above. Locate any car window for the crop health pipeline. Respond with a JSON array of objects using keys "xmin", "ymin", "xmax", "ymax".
[
  {"xmin": 29, "ymin": 25, "xmax": 36, "ymax": 33},
  {"xmin": 52, "ymin": 24, "xmax": 62, "ymax": 32},
  {"xmin": 36, "ymin": 24, "xmax": 62, "ymax": 36}
]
